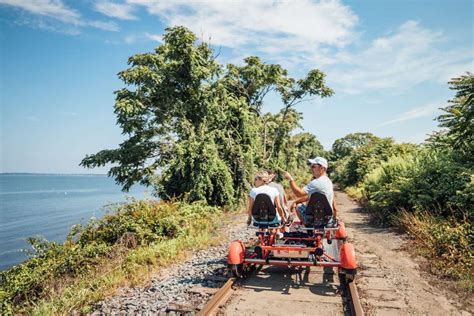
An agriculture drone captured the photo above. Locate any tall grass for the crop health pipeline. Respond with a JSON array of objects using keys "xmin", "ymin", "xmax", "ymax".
[{"xmin": 397, "ymin": 210, "xmax": 473, "ymax": 291}]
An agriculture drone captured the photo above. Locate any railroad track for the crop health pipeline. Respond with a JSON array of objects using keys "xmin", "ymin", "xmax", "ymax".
[
  {"xmin": 196, "ymin": 277, "xmax": 237, "ymax": 316},
  {"xmin": 197, "ymin": 266, "xmax": 364, "ymax": 315}
]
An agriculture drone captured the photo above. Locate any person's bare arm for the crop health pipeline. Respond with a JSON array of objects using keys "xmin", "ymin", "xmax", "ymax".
[
  {"xmin": 332, "ymin": 194, "xmax": 338, "ymax": 219},
  {"xmin": 275, "ymin": 197, "xmax": 286, "ymax": 223},
  {"xmin": 283, "ymin": 171, "xmax": 306, "ymax": 197},
  {"xmin": 246, "ymin": 197, "xmax": 253, "ymax": 225},
  {"xmin": 289, "ymin": 193, "xmax": 309, "ymax": 213}
]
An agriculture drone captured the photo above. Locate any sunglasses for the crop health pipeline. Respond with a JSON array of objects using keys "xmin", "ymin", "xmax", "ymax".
[{"xmin": 311, "ymin": 164, "xmax": 321, "ymax": 169}]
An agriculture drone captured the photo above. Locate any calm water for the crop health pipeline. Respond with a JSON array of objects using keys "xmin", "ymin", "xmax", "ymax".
[{"xmin": 0, "ymin": 174, "xmax": 148, "ymax": 271}]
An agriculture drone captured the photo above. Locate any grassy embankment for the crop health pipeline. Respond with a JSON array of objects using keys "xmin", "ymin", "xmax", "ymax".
[
  {"xmin": 337, "ymin": 150, "xmax": 473, "ymax": 292},
  {"xmin": 0, "ymin": 199, "xmax": 235, "ymax": 315}
]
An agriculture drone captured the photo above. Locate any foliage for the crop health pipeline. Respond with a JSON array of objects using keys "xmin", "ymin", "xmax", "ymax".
[
  {"xmin": 223, "ymin": 56, "xmax": 291, "ymax": 114},
  {"xmin": 81, "ymin": 26, "xmax": 221, "ymax": 191},
  {"xmin": 332, "ymin": 136, "xmax": 418, "ymax": 187},
  {"xmin": 398, "ymin": 211, "xmax": 473, "ymax": 290},
  {"xmin": 279, "ymin": 132, "xmax": 326, "ymax": 181},
  {"xmin": 362, "ymin": 149, "xmax": 472, "ymax": 224},
  {"xmin": 331, "ymin": 132, "xmax": 378, "ymax": 160},
  {"xmin": 329, "ymin": 73, "xmax": 473, "ymax": 286},
  {"xmin": 223, "ymin": 56, "xmax": 332, "ymax": 162},
  {"xmin": 156, "ymin": 126, "xmax": 236, "ymax": 207},
  {"xmin": 429, "ymin": 72, "xmax": 473, "ymax": 161},
  {"xmin": 0, "ymin": 200, "xmax": 220, "ymax": 314},
  {"xmin": 261, "ymin": 109, "xmax": 302, "ymax": 163},
  {"xmin": 81, "ymin": 26, "xmax": 333, "ymax": 208}
]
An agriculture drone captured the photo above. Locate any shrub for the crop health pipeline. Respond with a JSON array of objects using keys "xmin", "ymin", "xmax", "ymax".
[
  {"xmin": 332, "ymin": 137, "xmax": 418, "ymax": 188},
  {"xmin": 398, "ymin": 211, "xmax": 473, "ymax": 290},
  {"xmin": 361, "ymin": 149, "xmax": 473, "ymax": 224},
  {"xmin": 0, "ymin": 199, "xmax": 220, "ymax": 314}
]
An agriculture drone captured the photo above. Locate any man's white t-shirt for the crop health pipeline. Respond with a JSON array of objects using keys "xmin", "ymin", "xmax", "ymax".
[
  {"xmin": 249, "ymin": 185, "xmax": 281, "ymax": 220},
  {"xmin": 303, "ymin": 175, "xmax": 334, "ymax": 210}
]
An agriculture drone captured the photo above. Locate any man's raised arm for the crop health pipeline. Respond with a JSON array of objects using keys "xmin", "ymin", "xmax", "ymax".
[{"xmin": 283, "ymin": 171, "xmax": 306, "ymax": 197}]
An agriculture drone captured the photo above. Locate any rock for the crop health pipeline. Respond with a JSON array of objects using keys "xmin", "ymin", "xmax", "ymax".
[{"xmin": 90, "ymin": 220, "xmax": 253, "ymax": 313}]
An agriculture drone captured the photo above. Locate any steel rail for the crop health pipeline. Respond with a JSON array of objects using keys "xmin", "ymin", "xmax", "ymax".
[
  {"xmin": 348, "ymin": 281, "xmax": 364, "ymax": 316},
  {"xmin": 196, "ymin": 277, "xmax": 236, "ymax": 316},
  {"xmin": 197, "ymin": 273, "xmax": 364, "ymax": 315}
]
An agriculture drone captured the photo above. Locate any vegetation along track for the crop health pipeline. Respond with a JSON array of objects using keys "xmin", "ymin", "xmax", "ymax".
[{"xmin": 198, "ymin": 265, "xmax": 364, "ymax": 315}]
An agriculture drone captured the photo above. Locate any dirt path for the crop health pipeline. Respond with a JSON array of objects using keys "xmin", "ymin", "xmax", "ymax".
[{"xmin": 336, "ymin": 189, "xmax": 472, "ymax": 316}]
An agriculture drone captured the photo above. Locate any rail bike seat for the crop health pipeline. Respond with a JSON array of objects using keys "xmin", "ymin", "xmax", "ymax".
[
  {"xmin": 304, "ymin": 192, "xmax": 333, "ymax": 230},
  {"xmin": 251, "ymin": 193, "xmax": 281, "ymax": 229}
]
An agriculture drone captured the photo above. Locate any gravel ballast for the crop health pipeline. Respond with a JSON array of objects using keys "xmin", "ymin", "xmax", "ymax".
[{"xmin": 91, "ymin": 215, "xmax": 254, "ymax": 315}]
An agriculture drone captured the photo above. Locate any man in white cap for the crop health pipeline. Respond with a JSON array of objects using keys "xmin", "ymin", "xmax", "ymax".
[{"xmin": 284, "ymin": 156, "xmax": 338, "ymax": 225}]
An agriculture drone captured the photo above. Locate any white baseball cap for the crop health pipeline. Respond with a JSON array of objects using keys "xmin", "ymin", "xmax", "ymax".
[{"xmin": 308, "ymin": 157, "xmax": 328, "ymax": 169}]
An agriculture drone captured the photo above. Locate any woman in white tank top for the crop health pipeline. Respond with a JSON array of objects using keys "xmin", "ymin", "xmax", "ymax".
[{"xmin": 247, "ymin": 171, "xmax": 286, "ymax": 225}]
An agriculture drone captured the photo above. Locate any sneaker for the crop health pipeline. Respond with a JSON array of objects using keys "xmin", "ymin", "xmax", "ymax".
[
  {"xmin": 287, "ymin": 214, "xmax": 296, "ymax": 224},
  {"xmin": 326, "ymin": 217, "xmax": 335, "ymax": 228}
]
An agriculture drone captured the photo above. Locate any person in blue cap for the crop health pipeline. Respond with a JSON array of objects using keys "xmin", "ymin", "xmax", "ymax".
[{"xmin": 284, "ymin": 157, "xmax": 338, "ymax": 225}]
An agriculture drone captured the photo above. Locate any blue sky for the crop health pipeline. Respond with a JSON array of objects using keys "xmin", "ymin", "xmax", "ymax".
[{"xmin": 0, "ymin": 0, "xmax": 472, "ymax": 174}]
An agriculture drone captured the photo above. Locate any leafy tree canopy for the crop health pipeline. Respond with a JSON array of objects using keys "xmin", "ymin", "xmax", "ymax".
[
  {"xmin": 429, "ymin": 72, "xmax": 473, "ymax": 162},
  {"xmin": 81, "ymin": 26, "xmax": 333, "ymax": 207},
  {"xmin": 331, "ymin": 132, "xmax": 378, "ymax": 160}
]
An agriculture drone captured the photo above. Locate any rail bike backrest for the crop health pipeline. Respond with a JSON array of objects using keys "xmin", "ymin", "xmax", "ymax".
[
  {"xmin": 252, "ymin": 194, "xmax": 279, "ymax": 228},
  {"xmin": 305, "ymin": 192, "xmax": 333, "ymax": 228}
]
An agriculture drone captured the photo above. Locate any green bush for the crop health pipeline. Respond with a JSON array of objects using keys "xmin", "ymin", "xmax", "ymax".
[
  {"xmin": 362, "ymin": 149, "xmax": 473, "ymax": 224},
  {"xmin": 332, "ymin": 137, "xmax": 418, "ymax": 187},
  {"xmin": 362, "ymin": 153, "xmax": 417, "ymax": 223},
  {"xmin": 0, "ymin": 199, "xmax": 220, "ymax": 314},
  {"xmin": 329, "ymin": 73, "xmax": 473, "ymax": 288},
  {"xmin": 398, "ymin": 211, "xmax": 473, "ymax": 289}
]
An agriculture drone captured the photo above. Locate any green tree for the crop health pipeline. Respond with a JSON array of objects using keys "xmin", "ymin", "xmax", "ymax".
[
  {"xmin": 81, "ymin": 26, "xmax": 241, "ymax": 206},
  {"xmin": 261, "ymin": 109, "xmax": 302, "ymax": 163},
  {"xmin": 430, "ymin": 72, "xmax": 474, "ymax": 162},
  {"xmin": 223, "ymin": 56, "xmax": 333, "ymax": 162},
  {"xmin": 284, "ymin": 132, "xmax": 325, "ymax": 174},
  {"xmin": 271, "ymin": 70, "xmax": 333, "ymax": 161},
  {"xmin": 331, "ymin": 132, "xmax": 378, "ymax": 160},
  {"xmin": 332, "ymin": 136, "xmax": 418, "ymax": 187},
  {"xmin": 156, "ymin": 124, "xmax": 236, "ymax": 206},
  {"xmin": 81, "ymin": 26, "xmax": 332, "ymax": 207},
  {"xmin": 223, "ymin": 56, "xmax": 290, "ymax": 114}
]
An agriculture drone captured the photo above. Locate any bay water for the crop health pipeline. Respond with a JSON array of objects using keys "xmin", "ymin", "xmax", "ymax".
[{"xmin": 0, "ymin": 174, "xmax": 147, "ymax": 271}]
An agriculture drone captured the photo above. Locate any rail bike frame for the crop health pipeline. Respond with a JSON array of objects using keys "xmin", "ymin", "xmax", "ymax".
[{"xmin": 228, "ymin": 221, "xmax": 357, "ymax": 284}]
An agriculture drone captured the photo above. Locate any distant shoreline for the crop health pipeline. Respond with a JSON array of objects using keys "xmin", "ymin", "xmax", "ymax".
[{"xmin": 0, "ymin": 173, "xmax": 107, "ymax": 176}]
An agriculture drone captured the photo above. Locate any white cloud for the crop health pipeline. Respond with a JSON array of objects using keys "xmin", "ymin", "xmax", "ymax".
[
  {"xmin": 144, "ymin": 32, "xmax": 162, "ymax": 42},
  {"xmin": 123, "ymin": 34, "xmax": 138, "ymax": 44},
  {"xmin": 88, "ymin": 20, "xmax": 119, "ymax": 31},
  {"xmin": 0, "ymin": 0, "xmax": 120, "ymax": 32},
  {"xmin": 104, "ymin": 32, "xmax": 161, "ymax": 45},
  {"xmin": 0, "ymin": 0, "xmax": 81, "ymax": 24},
  {"xmin": 14, "ymin": 15, "xmax": 81, "ymax": 35},
  {"xmin": 128, "ymin": 0, "xmax": 358, "ymax": 55},
  {"xmin": 94, "ymin": 1, "xmax": 137, "ymax": 20},
  {"xmin": 328, "ymin": 21, "xmax": 473, "ymax": 94},
  {"xmin": 378, "ymin": 102, "xmax": 442, "ymax": 126},
  {"xmin": 126, "ymin": 3, "xmax": 471, "ymax": 95}
]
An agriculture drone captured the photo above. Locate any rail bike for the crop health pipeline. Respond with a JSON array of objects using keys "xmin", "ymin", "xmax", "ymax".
[{"xmin": 228, "ymin": 192, "xmax": 357, "ymax": 285}]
